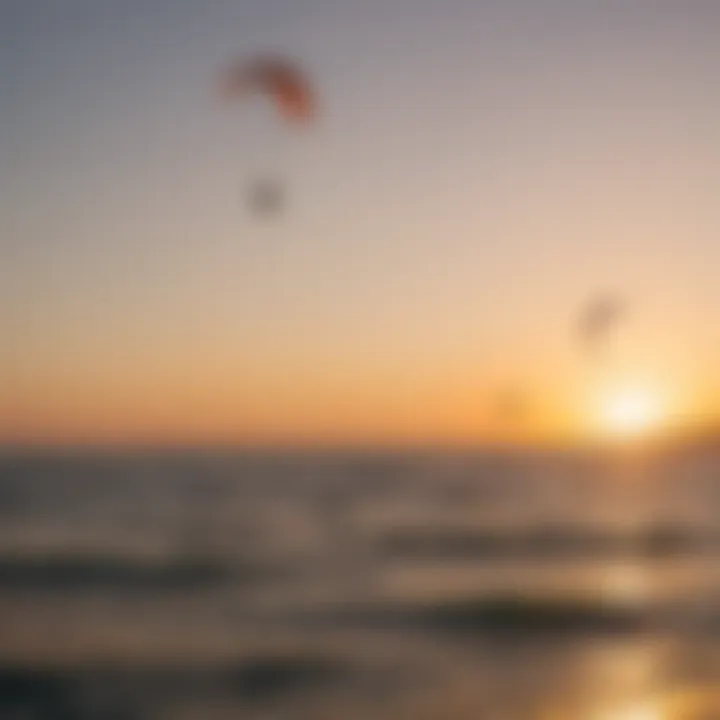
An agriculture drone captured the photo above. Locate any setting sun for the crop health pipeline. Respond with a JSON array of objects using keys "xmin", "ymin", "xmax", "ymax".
[{"xmin": 599, "ymin": 389, "xmax": 664, "ymax": 438}]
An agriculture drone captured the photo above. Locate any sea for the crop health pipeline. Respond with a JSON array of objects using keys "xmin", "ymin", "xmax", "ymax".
[{"xmin": 0, "ymin": 443, "xmax": 719, "ymax": 719}]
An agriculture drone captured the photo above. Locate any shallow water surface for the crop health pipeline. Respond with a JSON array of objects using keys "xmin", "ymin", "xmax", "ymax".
[{"xmin": 0, "ymin": 447, "xmax": 719, "ymax": 718}]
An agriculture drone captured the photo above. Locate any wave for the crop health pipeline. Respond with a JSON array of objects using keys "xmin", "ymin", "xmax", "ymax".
[
  {"xmin": 0, "ymin": 551, "xmax": 267, "ymax": 592},
  {"xmin": 377, "ymin": 524, "xmax": 720, "ymax": 562}
]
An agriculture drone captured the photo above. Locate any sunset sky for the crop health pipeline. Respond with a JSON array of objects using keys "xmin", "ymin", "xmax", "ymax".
[{"xmin": 2, "ymin": 0, "xmax": 719, "ymax": 447}]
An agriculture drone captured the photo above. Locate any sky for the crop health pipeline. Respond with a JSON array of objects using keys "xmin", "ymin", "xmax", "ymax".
[{"xmin": 1, "ymin": 0, "xmax": 720, "ymax": 447}]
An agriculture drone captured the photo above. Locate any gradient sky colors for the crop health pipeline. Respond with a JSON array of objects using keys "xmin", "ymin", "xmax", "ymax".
[{"xmin": 2, "ymin": 0, "xmax": 719, "ymax": 447}]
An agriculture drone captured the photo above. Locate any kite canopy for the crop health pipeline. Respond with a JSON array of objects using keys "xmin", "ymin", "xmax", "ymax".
[
  {"xmin": 220, "ymin": 55, "xmax": 316, "ymax": 123},
  {"xmin": 577, "ymin": 295, "xmax": 625, "ymax": 356},
  {"xmin": 493, "ymin": 388, "xmax": 527, "ymax": 423},
  {"xmin": 248, "ymin": 178, "xmax": 285, "ymax": 216}
]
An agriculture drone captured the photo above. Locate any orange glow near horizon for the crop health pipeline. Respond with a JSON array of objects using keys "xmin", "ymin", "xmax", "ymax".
[
  {"xmin": 1, "ymin": 365, "xmax": 712, "ymax": 450},
  {"xmin": 0, "ymin": 363, "xmax": 576, "ymax": 449},
  {"xmin": 0, "ymin": 321, "xmax": 715, "ymax": 450}
]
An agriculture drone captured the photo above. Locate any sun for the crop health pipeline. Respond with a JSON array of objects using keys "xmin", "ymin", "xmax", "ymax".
[{"xmin": 599, "ymin": 388, "xmax": 663, "ymax": 437}]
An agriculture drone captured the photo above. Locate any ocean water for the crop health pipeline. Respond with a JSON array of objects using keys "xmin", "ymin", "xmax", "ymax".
[{"xmin": 0, "ymin": 445, "xmax": 719, "ymax": 719}]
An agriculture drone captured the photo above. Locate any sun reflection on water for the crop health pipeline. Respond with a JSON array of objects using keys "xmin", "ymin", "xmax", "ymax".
[
  {"xmin": 585, "ymin": 642, "xmax": 665, "ymax": 720},
  {"xmin": 600, "ymin": 563, "xmax": 651, "ymax": 608},
  {"xmin": 594, "ymin": 701, "xmax": 664, "ymax": 720}
]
